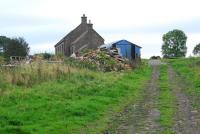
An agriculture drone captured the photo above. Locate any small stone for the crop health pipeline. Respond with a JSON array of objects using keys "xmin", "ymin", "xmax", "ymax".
[{"xmin": 191, "ymin": 110, "xmax": 198, "ymax": 114}]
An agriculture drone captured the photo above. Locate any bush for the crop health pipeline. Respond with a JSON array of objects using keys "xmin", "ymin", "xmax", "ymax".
[
  {"xmin": 0, "ymin": 56, "xmax": 5, "ymax": 64},
  {"xmin": 34, "ymin": 53, "xmax": 54, "ymax": 61},
  {"xmin": 150, "ymin": 56, "xmax": 161, "ymax": 59},
  {"xmin": 43, "ymin": 53, "xmax": 53, "ymax": 60},
  {"xmin": 65, "ymin": 57, "xmax": 98, "ymax": 71}
]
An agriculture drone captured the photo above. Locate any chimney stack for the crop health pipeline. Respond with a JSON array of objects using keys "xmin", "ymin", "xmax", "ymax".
[
  {"xmin": 88, "ymin": 20, "xmax": 93, "ymax": 29},
  {"xmin": 81, "ymin": 14, "xmax": 87, "ymax": 24}
]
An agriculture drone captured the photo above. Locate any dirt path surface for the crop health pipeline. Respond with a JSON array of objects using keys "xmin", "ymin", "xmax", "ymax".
[
  {"xmin": 104, "ymin": 61, "xmax": 200, "ymax": 134},
  {"xmin": 104, "ymin": 60, "xmax": 162, "ymax": 134},
  {"xmin": 169, "ymin": 66, "xmax": 200, "ymax": 134}
]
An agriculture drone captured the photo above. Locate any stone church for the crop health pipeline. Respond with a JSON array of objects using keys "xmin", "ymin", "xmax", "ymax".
[{"xmin": 55, "ymin": 14, "xmax": 104, "ymax": 56}]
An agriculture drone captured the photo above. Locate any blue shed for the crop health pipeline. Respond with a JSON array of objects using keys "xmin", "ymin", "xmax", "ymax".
[{"xmin": 100, "ymin": 40, "xmax": 141, "ymax": 61}]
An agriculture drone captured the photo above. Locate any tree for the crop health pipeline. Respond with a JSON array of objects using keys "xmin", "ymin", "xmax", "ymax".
[
  {"xmin": 193, "ymin": 43, "xmax": 200, "ymax": 56},
  {"xmin": 0, "ymin": 36, "xmax": 11, "ymax": 58},
  {"xmin": 162, "ymin": 29, "xmax": 187, "ymax": 58},
  {"xmin": 3, "ymin": 37, "xmax": 29, "ymax": 60},
  {"xmin": 0, "ymin": 36, "xmax": 10, "ymax": 53},
  {"xmin": 43, "ymin": 52, "xmax": 53, "ymax": 60},
  {"xmin": 0, "ymin": 56, "xmax": 5, "ymax": 64}
]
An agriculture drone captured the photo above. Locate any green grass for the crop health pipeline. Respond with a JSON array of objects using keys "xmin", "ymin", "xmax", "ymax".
[
  {"xmin": 0, "ymin": 64, "xmax": 152, "ymax": 133},
  {"xmin": 167, "ymin": 57, "xmax": 200, "ymax": 108},
  {"xmin": 158, "ymin": 65, "xmax": 176, "ymax": 134}
]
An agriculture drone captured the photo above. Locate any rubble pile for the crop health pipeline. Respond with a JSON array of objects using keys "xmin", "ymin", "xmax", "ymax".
[{"xmin": 77, "ymin": 48, "xmax": 133, "ymax": 71}]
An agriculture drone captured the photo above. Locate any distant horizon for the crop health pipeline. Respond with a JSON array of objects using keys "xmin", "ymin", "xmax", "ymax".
[{"xmin": 1, "ymin": 0, "xmax": 200, "ymax": 58}]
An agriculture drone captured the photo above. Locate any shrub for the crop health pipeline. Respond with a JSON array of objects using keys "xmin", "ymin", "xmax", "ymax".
[
  {"xmin": 0, "ymin": 56, "xmax": 5, "ymax": 64},
  {"xmin": 65, "ymin": 57, "xmax": 98, "ymax": 71},
  {"xmin": 43, "ymin": 52, "xmax": 53, "ymax": 60}
]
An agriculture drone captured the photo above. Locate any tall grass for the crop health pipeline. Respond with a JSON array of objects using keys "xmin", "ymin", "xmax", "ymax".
[{"xmin": 0, "ymin": 63, "xmax": 77, "ymax": 87}]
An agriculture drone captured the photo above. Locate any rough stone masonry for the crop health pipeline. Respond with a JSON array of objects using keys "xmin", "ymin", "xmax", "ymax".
[{"xmin": 55, "ymin": 14, "xmax": 104, "ymax": 56}]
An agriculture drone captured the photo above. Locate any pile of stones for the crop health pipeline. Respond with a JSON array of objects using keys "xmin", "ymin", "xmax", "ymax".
[{"xmin": 76, "ymin": 48, "xmax": 132, "ymax": 71}]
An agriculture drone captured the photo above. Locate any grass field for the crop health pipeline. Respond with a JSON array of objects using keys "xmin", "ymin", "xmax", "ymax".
[
  {"xmin": 0, "ymin": 62, "xmax": 152, "ymax": 134},
  {"xmin": 168, "ymin": 57, "xmax": 200, "ymax": 109}
]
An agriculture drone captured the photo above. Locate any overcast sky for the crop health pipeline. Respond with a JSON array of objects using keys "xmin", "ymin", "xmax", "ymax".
[{"xmin": 0, "ymin": 0, "xmax": 200, "ymax": 58}]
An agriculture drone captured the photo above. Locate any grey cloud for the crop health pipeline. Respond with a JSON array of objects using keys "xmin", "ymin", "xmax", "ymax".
[
  {"xmin": 98, "ymin": 18, "xmax": 200, "ymax": 34},
  {"xmin": 0, "ymin": 15, "xmax": 67, "ymax": 28},
  {"xmin": 0, "ymin": 15, "xmax": 71, "ymax": 45}
]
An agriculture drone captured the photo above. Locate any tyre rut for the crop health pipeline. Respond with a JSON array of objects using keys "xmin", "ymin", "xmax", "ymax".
[
  {"xmin": 169, "ymin": 66, "xmax": 200, "ymax": 134},
  {"xmin": 105, "ymin": 61, "xmax": 162, "ymax": 134}
]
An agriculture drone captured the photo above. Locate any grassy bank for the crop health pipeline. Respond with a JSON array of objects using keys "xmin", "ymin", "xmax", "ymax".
[
  {"xmin": 0, "ymin": 63, "xmax": 152, "ymax": 133},
  {"xmin": 167, "ymin": 57, "xmax": 200, "ymax": 108},
  {"xmin": 158, "ymin": 65, "xmax": 176, "ymax": 134}
]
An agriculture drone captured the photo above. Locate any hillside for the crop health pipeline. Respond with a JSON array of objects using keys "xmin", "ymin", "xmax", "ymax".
[
  {"xmin": 0, "ymin": 58, "xmax": 200, "ymax": 134},
  {"xmin": 0, "ymin": 62, "xmax": 152, "ymax": 133}
]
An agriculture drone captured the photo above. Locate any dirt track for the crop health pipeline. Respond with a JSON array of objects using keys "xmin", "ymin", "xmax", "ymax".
[
  {"xmin": 169, "ymin": 66, "xmax": 200, "ymax": 134},
  {"xmin": 104, "ymin": 60, "xmax": 161, "ymax": 134},
  {"xmin": 104, "ymin": 60, "xmax": 200, "ymax": 134}
]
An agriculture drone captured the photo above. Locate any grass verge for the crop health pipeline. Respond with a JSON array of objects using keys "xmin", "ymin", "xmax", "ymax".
[
  {"xmin": 158, "ymin": 65, "xmax": 176, "ymax": 134},
  {"xmin": 167, "ymin": 57, "xmax": 200, "ymax": 109}
]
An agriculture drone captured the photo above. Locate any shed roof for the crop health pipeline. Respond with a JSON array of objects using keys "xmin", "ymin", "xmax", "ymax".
[{"xmin": 100, "ymin": 39, "xmax": 142, "ymax": 49}]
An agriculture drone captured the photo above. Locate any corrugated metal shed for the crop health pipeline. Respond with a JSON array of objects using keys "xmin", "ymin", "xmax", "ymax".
[{"xmin": 100, "ymin": 39, "xmax": 141, "ymax": 60}]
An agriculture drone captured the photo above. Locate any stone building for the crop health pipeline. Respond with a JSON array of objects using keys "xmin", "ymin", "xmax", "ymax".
[{"xmin": 55, "ymin": 14, "xmax": 104, "ymax": 56}]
